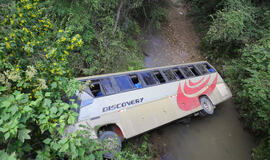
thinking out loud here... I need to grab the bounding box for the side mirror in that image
[76,91,94,107]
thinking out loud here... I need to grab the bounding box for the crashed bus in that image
[65,61,232,158]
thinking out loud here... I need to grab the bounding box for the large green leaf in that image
[18,129,31,143]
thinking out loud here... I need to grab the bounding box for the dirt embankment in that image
[143,1,203,68]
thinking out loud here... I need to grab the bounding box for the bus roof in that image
[76,61,210,81]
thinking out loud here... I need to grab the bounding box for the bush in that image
[120,134,153,159]
[185,0,223,35]
[227,40,270,134]
[252,137,270,160]
[0,0,104,159]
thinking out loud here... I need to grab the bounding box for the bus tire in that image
[99,131,122,159]
[199,96,215,115]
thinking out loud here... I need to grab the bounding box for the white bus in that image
[65,61,232,158]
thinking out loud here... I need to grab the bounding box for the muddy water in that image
[143,2,255,160]
[149,101,255,160]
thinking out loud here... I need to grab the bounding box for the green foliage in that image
[134,0,169,30]
[119,134,153,160]
[206,0,258,45]
[41,0,156,76]
[148,5,168,29]
[0,150,16,160]
[226,40,270,134]
[252,137,270,160]
[0,0,103,159]
[186,0,223,35]
[185,0,270,159]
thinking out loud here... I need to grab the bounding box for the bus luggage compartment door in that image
[119,98,175,138]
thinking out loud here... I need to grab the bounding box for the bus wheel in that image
[99,131,122,159]
[199,96,215,116]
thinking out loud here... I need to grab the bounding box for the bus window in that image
[188,65,201,76]
[172,68,185,79]
[130,74,143,89]
[180,67,194,77]
[141,72,157,86]
[100,78,116,95]
[153,71,166,84]
[196,63,209,74]
[163,69,177,81]
[84,86,93,96]
[204,63,215,73]
[90,81,103,97]
[115,76,133,91]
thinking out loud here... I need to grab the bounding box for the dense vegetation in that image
[0,0,166,159]
[185,0,270,159]
[41,0,167,76]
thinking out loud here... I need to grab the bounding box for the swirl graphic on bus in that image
[176,73,218,111]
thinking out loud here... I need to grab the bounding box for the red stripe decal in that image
[184,75,211,95]
[188,76,205,86]
[177,73,218,111]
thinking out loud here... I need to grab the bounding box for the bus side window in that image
[153,71,166,84]
[90,81,103,97]
[141,72,157,86]
[115,76,134,91]
[180,66,194,78]
[196,63,209,74]
[204,63,215,73]
[172,68,185,79]
[130,74,143,89]
[163,69,177,81]
[188,65,201,76]
[84,86,93,96]
[100,78,116,95]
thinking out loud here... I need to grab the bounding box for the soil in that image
[142,1,256,160]
[143,1,203,68]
